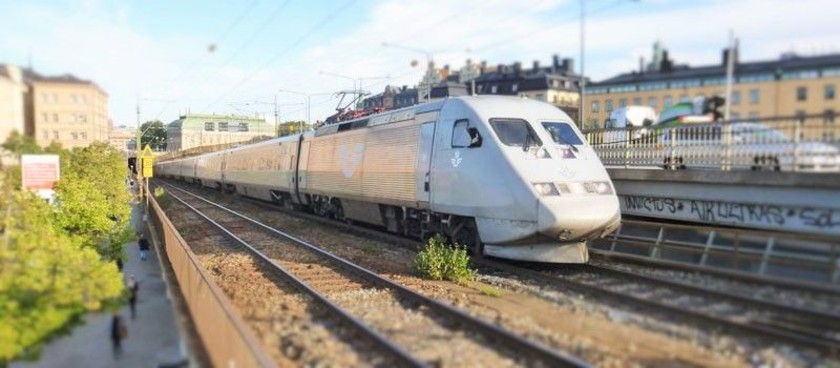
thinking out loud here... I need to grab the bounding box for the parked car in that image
[659,122,840,172]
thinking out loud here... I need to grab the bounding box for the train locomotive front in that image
[433,97,621,262]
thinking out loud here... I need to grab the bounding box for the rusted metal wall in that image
[147,193,276,368]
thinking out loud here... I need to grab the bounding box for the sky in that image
[1,0,838,127]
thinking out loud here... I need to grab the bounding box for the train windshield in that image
[490,118,542,148]
[541,122,583,146]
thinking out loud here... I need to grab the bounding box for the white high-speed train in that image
[157,96,620,262]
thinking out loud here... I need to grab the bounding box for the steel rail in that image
[163,185,425,368]
[161,182,590,368]
[475,259,840,356]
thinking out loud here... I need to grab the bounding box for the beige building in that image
[167,114,275,152]
[0,64,29,165]
[108,125,134,153]
[587,44,839,129]
[26,74,109,149]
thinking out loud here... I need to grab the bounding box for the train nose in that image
[538,196,621,241]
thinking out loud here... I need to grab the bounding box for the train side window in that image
[452,119,481,148]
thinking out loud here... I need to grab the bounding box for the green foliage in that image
[153,186,172,210]
[0,175,125,363]
[1,131,42,156]
[140,120,167,150]
[53,142,135,259]
[414,234,476,283]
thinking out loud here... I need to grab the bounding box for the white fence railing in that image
[584,115,840,172]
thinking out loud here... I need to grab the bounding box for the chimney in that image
[497,64,504,74]
[562,58,574,73]
[639,56,645,73]
[661,50,672,72]
[480,60,487,75]
[552,54,560,69]
[532,60,539,72]
[513,62,522,75]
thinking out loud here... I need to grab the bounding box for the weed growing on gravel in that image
[476,283,504,297]
[153,187,173,210]
[414,234,476,283]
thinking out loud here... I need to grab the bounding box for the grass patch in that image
[153,186,173,210]
[414,234,476,283]
[362,242,385,256]
[475,283,504,297]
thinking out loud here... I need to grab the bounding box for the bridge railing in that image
[584,114,839,172]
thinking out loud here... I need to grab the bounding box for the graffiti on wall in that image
[621,195,840,234]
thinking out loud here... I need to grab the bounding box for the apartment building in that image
[166,114,274,151]
[26,73,109,149]
[586,42,840,129]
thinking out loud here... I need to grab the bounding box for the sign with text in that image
[22,154,60,202]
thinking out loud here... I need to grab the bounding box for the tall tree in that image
[139,120,167,150]
[277,120,307,137]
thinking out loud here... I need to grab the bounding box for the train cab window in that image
[541,122,583,145]
[452,119,481,148]
[490,118,542,148]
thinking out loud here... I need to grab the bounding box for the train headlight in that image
[583,181,613,195]
[532,182,560,196]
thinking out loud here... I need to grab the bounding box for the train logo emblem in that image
[450,151,462,168]
[338,143,365,178]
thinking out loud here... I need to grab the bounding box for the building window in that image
[590,119,598,130]
[53,113,59,122]
[619,98,627,108]
[238,122,249,132]
[53,131,59,140]
[663,96,673,107]
[42,130,48,140]
[796,86,807,101]
[795,110,806,120]
[535,93,544,101]
[826,85,836,100]
[491,85,498,94]
[205,122,215,131]
[218,122,228,131]
[648,97,657,108]
[41,112,48,122]
[749,89,760,104]
[730,112,740,120]
[512,83,518,92]
[81,132,87,140]
[71,132,78,140]
[591,101,600,113]
[824,109,835,123]
[41,94,49,103]
[679,95,689,103]
[80,114,87,123]
[52,93,59,103]
[749,112,760,121]
[731,91,741,105]
[632,97,642,105]
[605,99,613,112]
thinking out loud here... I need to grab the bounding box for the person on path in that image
[127,275,139,319]
[110,312,127,357]
[138,235,150,261]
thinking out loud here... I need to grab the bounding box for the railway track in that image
[158,179,840,359]
[159,182,589,367]
[476,260,840,356]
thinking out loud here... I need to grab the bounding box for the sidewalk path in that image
[13,204,186,368]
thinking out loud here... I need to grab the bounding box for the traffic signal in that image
[703,96,726,121]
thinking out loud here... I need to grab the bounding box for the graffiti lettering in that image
[620,195,838,233]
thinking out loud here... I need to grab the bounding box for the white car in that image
[659,122,840,172]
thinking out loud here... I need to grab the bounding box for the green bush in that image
[414,234,476,283]
[153,187,172,210]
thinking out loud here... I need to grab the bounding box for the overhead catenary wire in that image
[154,0,293,121]
[203,0,359,111]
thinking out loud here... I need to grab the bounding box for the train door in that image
[293,134,311,205]
[415,121,436,204]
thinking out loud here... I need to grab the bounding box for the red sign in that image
[22,155,60,190]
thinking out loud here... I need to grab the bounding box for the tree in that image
[53,142,134,260]
[277,120,306,137]
[139,120,167,150]
[1,131,42,156]
[0,174,124,363]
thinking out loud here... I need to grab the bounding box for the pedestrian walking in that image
[110,312,127,358]
[127,275,139,319]
[138,235,150,261]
